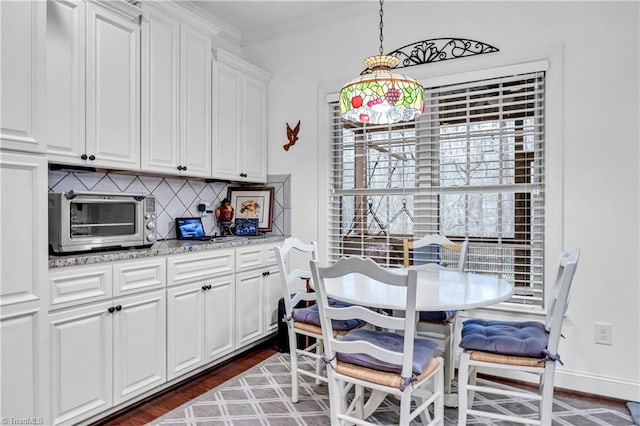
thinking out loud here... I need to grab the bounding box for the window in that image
[328,70,546,307]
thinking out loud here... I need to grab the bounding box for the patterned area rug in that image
[148,353,633,425]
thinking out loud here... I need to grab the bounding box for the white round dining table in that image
[322,267,514,312]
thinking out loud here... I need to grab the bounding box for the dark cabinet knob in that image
[202,285,207,291]
[88,155,96,161]
[115,305,122,311]
[183,166,187,171]
[81,154,88,160]
[262,271,270,277]
[108,306,115,313]
[239,173,248,178]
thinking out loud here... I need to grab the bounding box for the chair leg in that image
[433,359,444,425]
[457,352,470,426]
[288,327,300,403]
[315,338,323,385]
[540,364,556,424]
[399,392,412,426]
[327,371,343,426]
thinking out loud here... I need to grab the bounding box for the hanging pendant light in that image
[340,0,424,125]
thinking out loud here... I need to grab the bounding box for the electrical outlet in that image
[594,322,612,345]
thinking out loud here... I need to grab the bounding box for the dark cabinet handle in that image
[239,173,247,178]
[262,271,270,277]
[183,166,187,171]
[202,285,207,291]
[108,306,115,313]
[88,155,95,161]
[115,305,122,311]
[177,165,183,171]
[81,154,88,160]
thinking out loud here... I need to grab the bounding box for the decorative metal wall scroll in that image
[360,37,499,74]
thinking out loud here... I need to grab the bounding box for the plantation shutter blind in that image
[328,70,546,308]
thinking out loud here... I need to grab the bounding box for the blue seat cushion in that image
[292,299,363,331]
[336,328,437,375]
[419,310,457,322]
[459,319,549,357]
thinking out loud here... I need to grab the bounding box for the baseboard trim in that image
[473,366,640,402]
[555,369,640,402]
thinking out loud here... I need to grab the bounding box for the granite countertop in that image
[48,235,286,268]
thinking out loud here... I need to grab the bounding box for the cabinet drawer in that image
[113,258,167,296]
[167,249,234,286]
[235,243,280,272]
[235,246,264,271]
[49,264,113,310]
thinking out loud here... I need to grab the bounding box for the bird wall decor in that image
[283,120,301,151]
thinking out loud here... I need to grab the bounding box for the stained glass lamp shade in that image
[340,54,424,125]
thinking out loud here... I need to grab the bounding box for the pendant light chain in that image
[378,0,384,55]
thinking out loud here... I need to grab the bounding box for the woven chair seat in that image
[336,357,440,390]
[467,350,546,367]
[294,320,345,337]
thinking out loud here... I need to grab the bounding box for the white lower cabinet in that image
[49,290,166,425]
[46,241,281,424]
[166,274,235,380]
[235,244,281,348]
[166,250,235,380]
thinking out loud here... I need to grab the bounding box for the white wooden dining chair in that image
[310,256,444,426]
[274,237,324,403]
[457,248,581,425]
[403,234,469,395]
[275,238,364,403]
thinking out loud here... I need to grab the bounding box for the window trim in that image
[318,50,564,316]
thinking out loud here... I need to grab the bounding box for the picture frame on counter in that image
[227,186,274,232]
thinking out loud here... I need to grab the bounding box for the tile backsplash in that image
[48,169,290,240]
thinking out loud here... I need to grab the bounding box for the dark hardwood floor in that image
[92,338,628,425]
[91,339,279,426]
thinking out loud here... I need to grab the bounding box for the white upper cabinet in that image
[0,1,46,153]
[213,49,270,183]
[46,0,85,163]
[46,0,141,170]
[141,4,212,177]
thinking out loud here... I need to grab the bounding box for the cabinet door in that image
[0,1,46,153]
[180,24,211,177]
[0,153,48,307]
[112,290,166,405]
[212,61,242,180]
[242,74,268,183]
[204,275,235,361]
[50,301,113,426]
[46,0,86,165]
[141,5,180,174]
[235,270,263,347]
[85,2,140,170]
[166,282,204,380]
[1,306,48,422]
[0,153,48,422]
[264,267,281,334]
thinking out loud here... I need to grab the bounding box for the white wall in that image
[240,1,639,400]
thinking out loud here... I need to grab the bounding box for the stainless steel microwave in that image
[48,191,157,253]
